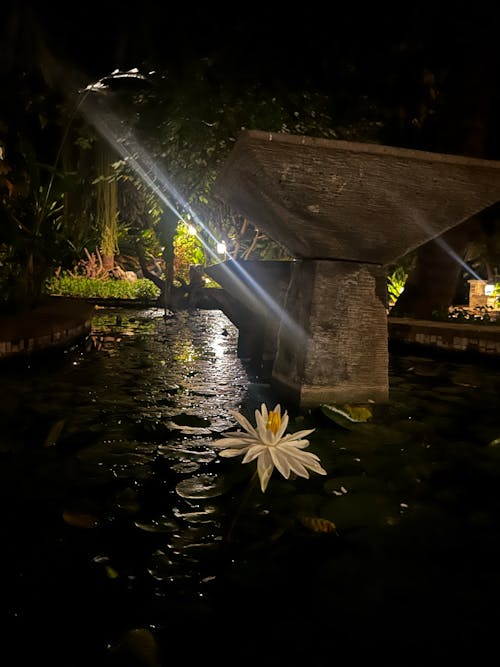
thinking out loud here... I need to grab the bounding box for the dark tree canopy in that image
[3,2,500,314]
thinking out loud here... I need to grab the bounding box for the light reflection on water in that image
[1,307,500,666]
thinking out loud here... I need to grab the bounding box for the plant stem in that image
[225,469,259,542]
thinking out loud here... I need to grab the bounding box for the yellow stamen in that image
[266,410,281,435]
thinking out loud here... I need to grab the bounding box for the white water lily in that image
[212,403,327,492]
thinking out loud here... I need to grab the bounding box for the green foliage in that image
[127,61,385,262]
[0,69,102,310]
[0,147,67,309]
[0,243,25,312]
[94,148,119,259]
[387,266,408,305]
[46,274,160,300]
[173,220,205,282]
[492,282,500,308]
[1,52,387,309]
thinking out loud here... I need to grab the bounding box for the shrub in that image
[46,274,161,300]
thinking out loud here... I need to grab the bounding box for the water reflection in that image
[1,307,500,666]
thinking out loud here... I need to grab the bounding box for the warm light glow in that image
[485,283,495,295]
[79,91,306,349]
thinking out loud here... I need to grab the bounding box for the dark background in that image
[7,3,500,97]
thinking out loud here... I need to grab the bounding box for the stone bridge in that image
[208,130,500,408]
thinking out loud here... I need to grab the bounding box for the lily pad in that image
[169,413,211,428]
[134,515,180,533]
[172,505,220,524]
[171,461,200,474]
[157,443,216,463]
[175,473,228,499]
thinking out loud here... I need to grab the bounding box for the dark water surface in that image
[1,307,500,666]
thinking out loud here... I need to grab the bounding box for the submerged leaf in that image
[62,511,100,528]
[107,628,161,667]
[43,418,65,447]
[298,513,336,533]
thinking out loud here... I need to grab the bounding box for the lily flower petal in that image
[230,410,259,437]
[241,444,266,464]
[257,449,274,492]
[212,403,326,492]
[219,448,252,458]
[211,436,254,449]
[283,448,327,475]
[279,428,316,443]
[269,447,292,479]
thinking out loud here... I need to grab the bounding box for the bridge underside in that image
[213,131,500,407]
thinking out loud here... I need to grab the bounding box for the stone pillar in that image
[204,260,292,368]
[272,260,389,407]
[467,279,488,308]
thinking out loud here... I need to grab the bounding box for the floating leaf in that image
[158,443,216,463]
[344,405,373,422]
[298,513,336,533]
[175,474,228,499]
[169,413,211,427]
[134,516,179,533]
[488,437,500,448]
[43,418,65,447]
[105,565,119,579]
[321,403,372,429]
[62,511,100,528]
[172,505,219,524]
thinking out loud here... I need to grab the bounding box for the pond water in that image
[1,307,500,666]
